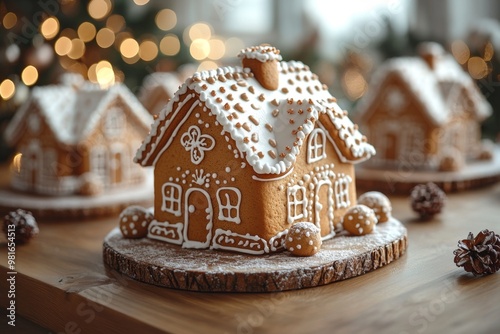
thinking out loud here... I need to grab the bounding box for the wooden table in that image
[1,178,500,333]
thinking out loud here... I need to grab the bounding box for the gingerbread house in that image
[356,42,492,171]
[138,72,182,116]
[134,46,375,255]
[4,78,153,196]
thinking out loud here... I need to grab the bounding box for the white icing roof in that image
[357,49,492,125]
[136,60,375,175]
[5,83,152,146]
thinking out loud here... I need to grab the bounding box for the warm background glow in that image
[0,79,16,100]
[21,66,38,86]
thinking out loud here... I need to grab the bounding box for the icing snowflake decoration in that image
[180,125,215,165]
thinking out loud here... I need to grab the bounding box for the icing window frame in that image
[91,146,108,183]
[104,107,126,138]
[287,185,308,224]
[307,128,327,164]
[335,175,352,209]
[216,187,242,224]
[162,182,182,217]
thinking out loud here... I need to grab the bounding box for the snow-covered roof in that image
[5,83,153,146]
[135,54,375,175]
[357,44,492,125]
[138,72,182,102]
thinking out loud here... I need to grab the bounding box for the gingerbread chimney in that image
[418,42,444,70]
[238,45,282,90]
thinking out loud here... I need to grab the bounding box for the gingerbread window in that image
[162,182,182,216]
[287,185,308,224]
[307,128,327,164]
[335,175,352,209]
[104,107,125,138]
[91,147,108,182]
[216,187,242,224]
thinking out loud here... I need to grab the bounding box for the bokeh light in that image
[88,0,112,20]
[96,27,115,48]
[208,38,225,60]
[484,42,494,62]
[139,40,159,61]
[0,79,16,100]
[120,38,140,58]
[190,39,210,60]
[114,32,133,49]
[3,12,17,29]
[451,40,470,65]
[155,9,177,31]
[97,66,115,88]
[188,23,212,42]
[55,36,72,56]
[133,0,150,5]
[96,60,113,73]
[40,17,60,40]
[342,68,367,100]
[160,34,180,56]
[21,66,39,86]
[67,38,86,59]
[11,153,22,174]
[467,57,488,79]
[88,63,98,83]
[106,14,125,33]
[78,22,97,42]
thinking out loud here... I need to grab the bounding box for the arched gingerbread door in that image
[183,188,213,249]
[315,180,334,238]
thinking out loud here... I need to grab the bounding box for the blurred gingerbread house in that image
[357,42,492,171]
[4,77,153,196]
[138,72,182,116]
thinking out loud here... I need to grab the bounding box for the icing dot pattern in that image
[119,205,154,239]
[135,47,375,174]
[357,191,392,223]
[342,204,378,236]
[285,222,322,257]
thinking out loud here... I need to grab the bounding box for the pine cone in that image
[3,209,39,244]
[410,182,446,220]
[453,229,500,276]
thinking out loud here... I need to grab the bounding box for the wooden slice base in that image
[103,218,407,293]
[356,146,500,194]
[0,173,153,220]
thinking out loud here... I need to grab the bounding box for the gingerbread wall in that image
[152,93,359,252]
[81,97,147,187]
[153,99,269,243]
[360,74,437,169]
[11,103,75,194]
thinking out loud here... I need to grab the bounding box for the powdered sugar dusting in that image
[103,218,407,291]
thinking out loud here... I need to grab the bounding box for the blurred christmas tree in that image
[0,0,190,161]
[463,20,500,141]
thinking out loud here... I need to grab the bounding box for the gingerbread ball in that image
[3,209,39,244]
[285,222,322,257]
[357,191,392,223]
[342,205,378,236]
[119,206,154,239]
